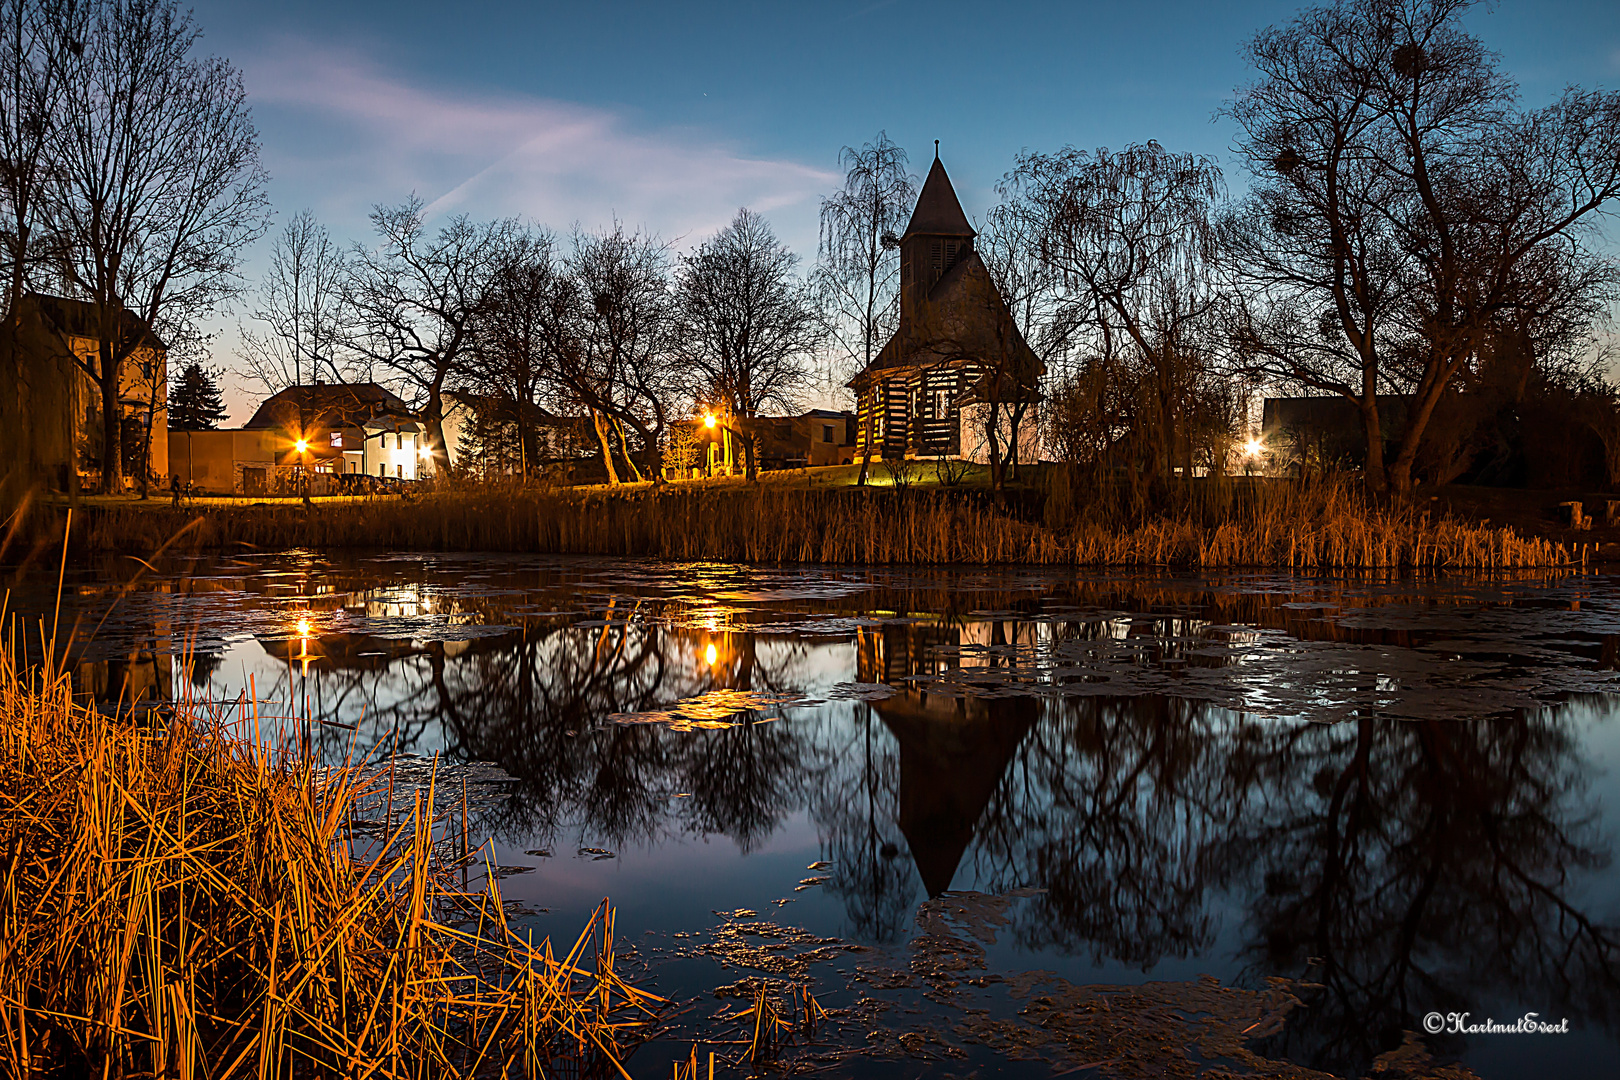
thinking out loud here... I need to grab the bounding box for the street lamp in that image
[703,413,717,429]
[295,438,309,454]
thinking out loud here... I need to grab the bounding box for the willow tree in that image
[816,132,915,485]
[1006,142,1226,488]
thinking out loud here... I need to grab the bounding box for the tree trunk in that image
[856,382,876,486]
[743,430,759,483]
[98,363,123,494]
[1359,397,1386,494]
[984,403,1006,492]
[138,394,155,499]
[1387,361,1459,498]
[614,419,644,483]
[591,410,620,485]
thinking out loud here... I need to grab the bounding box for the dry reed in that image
[0,605,660,1078]
[5,474,1579,569]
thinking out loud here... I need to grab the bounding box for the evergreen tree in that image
[168,363,229,429]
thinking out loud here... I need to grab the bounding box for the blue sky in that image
[185,0,1620,404]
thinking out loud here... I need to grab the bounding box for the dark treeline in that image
[5,0,1620,500]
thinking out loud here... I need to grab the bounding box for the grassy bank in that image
[0,617,657,1077]
[4,473,1582,569]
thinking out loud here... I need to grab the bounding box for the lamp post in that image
[294,437,312,505]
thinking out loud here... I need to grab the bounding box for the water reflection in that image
[15,558,1620,1076]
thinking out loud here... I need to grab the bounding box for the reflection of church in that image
[856,622,1037,895]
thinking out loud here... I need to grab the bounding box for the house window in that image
[395,464,403,478]
[330,432,343,448]
[822,425,833,444]
[378,463,385,477]
[396,433,403,450]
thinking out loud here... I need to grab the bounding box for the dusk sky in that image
[187,0,1620,406]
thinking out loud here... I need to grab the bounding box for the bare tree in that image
[344,197,512,473]
[239,209,347,392]
[555,222,676,485]
[0,0,77,497]
[1006,142,1225,487]
[41,0,268,493]
[977,199,1080,481]
[0,0,74,326]
[466,227,565,478]
[817,132,915,485]
[674,207,821,481]
[1224,0,1620,494]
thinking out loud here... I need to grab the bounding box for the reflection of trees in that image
[979,696,1237,968]
[416,622,828,855]
[1226,708,1620,1074]
[805,705,916,942]
[144,590,1619,1076]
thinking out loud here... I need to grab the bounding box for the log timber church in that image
[848,151,1043,464]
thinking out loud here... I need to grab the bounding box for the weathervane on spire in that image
[935,139,940,160]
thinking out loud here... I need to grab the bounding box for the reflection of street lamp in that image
[294,616,315,675]
[705,642,719,666]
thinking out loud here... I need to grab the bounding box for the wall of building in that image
[1,301,167,493]
[167,429,277,494]
[363,428,421,480]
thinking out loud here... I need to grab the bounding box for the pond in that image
[8,552,1620,1078]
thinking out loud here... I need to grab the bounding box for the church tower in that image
[898,147,976,329]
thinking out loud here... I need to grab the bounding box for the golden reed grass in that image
[4,474,1578,569]
[0,604,660,1077]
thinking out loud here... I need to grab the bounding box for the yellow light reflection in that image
[294,616,316,675]
[705,643,718,666]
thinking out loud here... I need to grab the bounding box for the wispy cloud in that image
[241,37,837,252]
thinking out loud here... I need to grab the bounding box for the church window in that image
[930,240,942,275]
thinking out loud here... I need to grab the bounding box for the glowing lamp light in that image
[418,444,431,458]
[1244,438,1263,458]
[705,643,718,666]
[703,413,717,429]
[294,439,309,454]
[296,617,311,637]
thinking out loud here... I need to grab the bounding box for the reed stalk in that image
[5,475,1578,570]
[0,608,659,1078]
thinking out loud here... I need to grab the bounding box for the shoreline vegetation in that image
[0,619,658,1077]
[1,470,1586,570]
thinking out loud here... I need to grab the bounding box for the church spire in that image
[902,154,975,241]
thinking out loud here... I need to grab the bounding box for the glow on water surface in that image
[11,551,1620,1079]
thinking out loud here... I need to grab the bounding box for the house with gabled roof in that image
[848,152,1043,464]
[243,382,425,483]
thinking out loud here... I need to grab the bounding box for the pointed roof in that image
[902,154,975,240]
